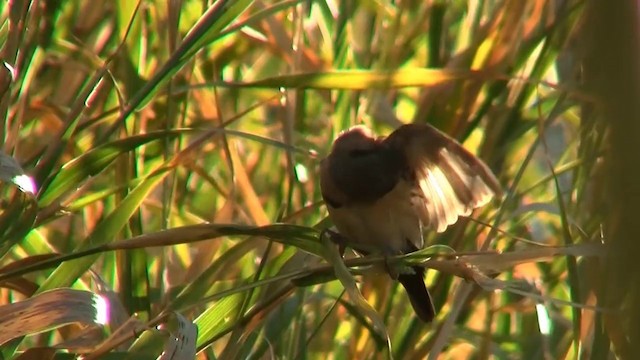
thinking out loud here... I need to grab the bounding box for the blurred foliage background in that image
[0,0,637,358]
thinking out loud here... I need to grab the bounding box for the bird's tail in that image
[398,266,435,323]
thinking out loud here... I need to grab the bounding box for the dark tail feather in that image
[398,266,435,322]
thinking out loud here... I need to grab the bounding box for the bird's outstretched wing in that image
[384,123,502,233]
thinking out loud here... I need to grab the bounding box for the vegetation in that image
[0,0,637,358]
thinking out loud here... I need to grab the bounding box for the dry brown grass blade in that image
[0,288,105,346]
[229,140,270,226]
[82,316,146,359]
[460,242,604,274]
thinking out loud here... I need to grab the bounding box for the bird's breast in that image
[326,180,424,254]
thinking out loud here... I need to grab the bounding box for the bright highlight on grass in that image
[536,303,552,336]
[93,294,109,326]
[295,163,308,183]
[13,174,37,195]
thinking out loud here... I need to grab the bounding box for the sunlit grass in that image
[0,0,629,358]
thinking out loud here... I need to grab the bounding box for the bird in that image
[319,123,502,323]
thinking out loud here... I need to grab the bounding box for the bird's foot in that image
[320,228,348,257]
[383,254,416,280]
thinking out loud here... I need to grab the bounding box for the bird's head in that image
[330,125,379,157]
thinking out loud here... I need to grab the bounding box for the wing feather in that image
[385,123,501,233]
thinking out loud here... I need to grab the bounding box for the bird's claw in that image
[384,254,415,280]
[320,228,348,257]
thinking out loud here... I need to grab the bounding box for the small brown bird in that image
[319,123,501,322]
